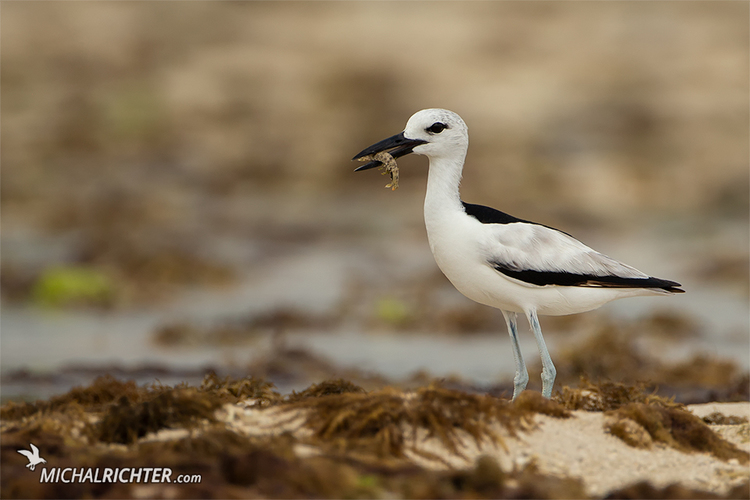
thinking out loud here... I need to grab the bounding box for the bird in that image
[353,108,684,400]
[17,443,46,471]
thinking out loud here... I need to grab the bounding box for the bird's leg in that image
[526,309,556,398]
[502,310,528,400]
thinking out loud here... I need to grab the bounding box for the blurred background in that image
[2,2,748,402]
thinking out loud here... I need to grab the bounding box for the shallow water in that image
[2,217,747,401]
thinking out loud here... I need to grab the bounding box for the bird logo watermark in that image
[17,443,47,471]
[16,443,202,484]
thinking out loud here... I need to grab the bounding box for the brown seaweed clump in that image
[1,373,277,421]
[97,372,280,444]
[198,371,280,406]
[554,378,682,412]
[285,378,367,402]
[407,455,587,499]
[552,378,750,465]
[291,383,569,462]
[604,479,750,499]
[605,403,749,464]
[97,388,219,444]
[1,375,143,421]
[702,412,749,426]
[1,372,279,446]
[513,390,572,418]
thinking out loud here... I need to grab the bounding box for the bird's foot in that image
[511,370,529,400]
[540,366,557,399]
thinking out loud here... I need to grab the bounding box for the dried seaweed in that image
[606,403,749,463]
[605,480,749,499]
[291,383,547,460]
[554,378,682,412]
[285,378,367,402]
[1,375,142,421]
[513,390,572,418]
[199,372,280,405]
[702,412,749,426]
[98,388,220,444]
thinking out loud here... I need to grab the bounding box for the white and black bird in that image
[353,108,684,400]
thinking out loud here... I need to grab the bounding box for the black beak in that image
[352,132,428,171]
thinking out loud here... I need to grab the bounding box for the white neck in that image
[423,154,466,228]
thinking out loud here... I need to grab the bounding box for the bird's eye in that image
[426,122,448,134]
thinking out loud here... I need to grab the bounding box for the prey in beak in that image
[352,132,427,171]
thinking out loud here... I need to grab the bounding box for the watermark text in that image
[39,467,201,484]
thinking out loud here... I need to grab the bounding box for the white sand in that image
[218,400,750,497]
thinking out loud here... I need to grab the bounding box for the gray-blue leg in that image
[526,309,556,398]
[502,310,528,400]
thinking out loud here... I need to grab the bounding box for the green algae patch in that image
[31,266,115,308]
[606,403,749,464]
[374,296,413,327]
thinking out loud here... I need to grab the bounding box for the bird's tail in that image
[645,277,684,294]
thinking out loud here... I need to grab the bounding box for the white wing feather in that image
[482,223,648,279]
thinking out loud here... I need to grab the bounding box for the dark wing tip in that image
[492,263,686,293]
[647,277,684,293]
[583,276,685,292]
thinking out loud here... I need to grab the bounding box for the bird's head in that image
[353,108,469,171]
